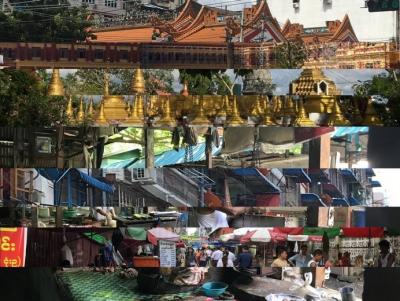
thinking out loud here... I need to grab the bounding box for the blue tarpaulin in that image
[348,196,362,206]
[283,169,311,183]
[300,193,327,207]
[340,169,359,183]
[332,198,350,207]
[332,127,369,138]
[129,142,222,168]
[37,168,114,193]
[370,180,382,188]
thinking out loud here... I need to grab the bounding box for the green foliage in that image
[352,71,400,125]
[274,41,307,69]
[0,2,93,42]
[61,69,174,95]
[0,69,66,126]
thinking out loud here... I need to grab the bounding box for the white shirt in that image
[228,251,236,262]
[197,210,228,231]
[206,249,212,257]
[211,250,223,261]
[95,207,113,221]
[61,244,73,265]
[217,259,234,267]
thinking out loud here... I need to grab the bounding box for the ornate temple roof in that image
[282,14,358,44]
[92,0,286,43]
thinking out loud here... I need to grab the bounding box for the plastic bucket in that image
[201,282,228,297]
[340,287,356,301]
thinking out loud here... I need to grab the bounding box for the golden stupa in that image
[191,96,210,125]
[76,97,85,123]
[158,97,176,126]
[95,71,129,124]
[327,100,350,126]
[363,98,383,125]
[227,96,246,126]
[261,96,276,126]
[181,81,189,96]
[48,69,65,96]
[293,98,315,127]
[65,96,74,121]
[131,68,146,94]
[290,69,340,113]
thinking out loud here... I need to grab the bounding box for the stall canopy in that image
[283,169,311,183]
[147,228,180,245]
[307,169,330,183]
[222,227,335,243]
[370,180,382,188]
[126,227,147,241]
[348,196,362,206]
[331,198,350,207]
[37,168,115,193]
[342,227,384,238]
[300,193,327,207]
[303,227,341,238]
[340,169,359,183]
[365,168,376,177]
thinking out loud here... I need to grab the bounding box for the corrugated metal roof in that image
[129,142,222,168]
[332,127,369,138]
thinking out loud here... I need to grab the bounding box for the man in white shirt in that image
[211,247,224,267]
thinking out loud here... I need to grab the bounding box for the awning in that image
[307,169,330,183]
[340,169,359,183]
[331,198,350,207]
[300,193,327,207]
[283,169,311,183]
[75,169,115,193]
[331,127,369,138]
[348,196,362,206]
[322,183,343,198]
[36,168,114,193]
[341,227,384,238]
[370,180,382,188]
[365,168,376,177]
[130,142,222,168]
[147,228,180,245]
[126,227,147,241]
[230,168,281,194]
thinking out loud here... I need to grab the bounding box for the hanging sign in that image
[0,227,28,267]
[159,239,176,267]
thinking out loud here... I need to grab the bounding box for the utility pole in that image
[240,8,244,43]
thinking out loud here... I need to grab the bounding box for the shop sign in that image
[0,227,28,267]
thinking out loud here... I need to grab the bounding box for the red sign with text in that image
[0,228,27,267]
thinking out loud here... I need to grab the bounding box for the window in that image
[105,0,116,7]
[94,49,104,60]
[58,48,68,59]
[77,48,86,59]
[31,47,41,58]
[82,0,95,3]
[119,50,128,60]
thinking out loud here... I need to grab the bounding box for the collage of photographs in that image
[1,0,400,300]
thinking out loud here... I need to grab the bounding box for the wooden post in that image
[205,127,213,169]
[144,127,154,168]
[56,126,64,168]
[308,134,331,168]
[56,206,63,228]
[31,206,39,228]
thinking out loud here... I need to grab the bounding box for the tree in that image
[0,69,66,126]
[59,69,174,95]
[179,69,251,95]
[0,1,94,42]
[274,40,307,69]
[352,70,400,125]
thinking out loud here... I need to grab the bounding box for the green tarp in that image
[83,233,108,245]
[126,227,147,241]
[303,227,341,238]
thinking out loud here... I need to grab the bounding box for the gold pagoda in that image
[48,69,65,96]
[290,69,340,114]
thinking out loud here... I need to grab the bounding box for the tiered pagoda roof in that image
[93,0,285,43]
[282,14,358,44]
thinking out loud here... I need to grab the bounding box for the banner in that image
[0,227,28,268]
